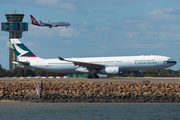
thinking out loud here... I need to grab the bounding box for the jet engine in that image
[100,67,119,75]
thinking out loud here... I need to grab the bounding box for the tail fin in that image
[30,15,40,26]
[10,39,41,60]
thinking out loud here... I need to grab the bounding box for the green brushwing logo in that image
[12,43,36,57]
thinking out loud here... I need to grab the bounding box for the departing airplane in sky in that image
[10,39,177,78]
[30,15,71,28]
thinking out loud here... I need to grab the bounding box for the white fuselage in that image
[25,55,176,73]
[40,22,70,27]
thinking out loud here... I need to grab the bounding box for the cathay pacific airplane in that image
[30,15,71,28]
[10,39,177,78]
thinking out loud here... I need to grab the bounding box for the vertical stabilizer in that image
[10,38,41,60]
[30,15,40,26]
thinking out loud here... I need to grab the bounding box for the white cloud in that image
[125,8,180,24]
[27,25,79,38]
[81,21,90,27]
[125,31,140,38]
[59,27,79,37]
[160,25,180,30]
[34,0,153,6]
[147,8,174,15]
[79,0,154,6]
[140,31,180,40]
[35,0,76,11]
[56,3,76,11]
[158,32,180,40]
[35,0,60,5]
[19,0,155,12]
[122,8,180,41]
[146,8,180,21]
[28,26,54,37]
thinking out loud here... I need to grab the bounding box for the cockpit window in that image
[168,59,173,61]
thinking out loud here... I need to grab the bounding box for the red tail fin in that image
[30,15,40,26]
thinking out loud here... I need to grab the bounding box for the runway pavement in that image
[0,77,180,82]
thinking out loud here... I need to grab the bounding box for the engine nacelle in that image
[100,67,119,75]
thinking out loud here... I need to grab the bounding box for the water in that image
[0,103,180,120]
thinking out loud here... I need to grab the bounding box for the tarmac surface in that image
[0,77,180,82]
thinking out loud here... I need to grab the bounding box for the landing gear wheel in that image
[159,70,161,77]
[87,74,93,78]
[94,74,99,79]
[87,74,99,79]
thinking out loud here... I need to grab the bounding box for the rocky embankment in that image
[0,81,180,102]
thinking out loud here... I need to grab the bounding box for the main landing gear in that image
[159,70,161,77]
[87,73,99,79]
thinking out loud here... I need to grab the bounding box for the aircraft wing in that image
[43,23,52,26]
[58,56,105,70]
[12,60,30,66]
[44,23,58,27]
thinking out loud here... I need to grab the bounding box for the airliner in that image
[10,39,177,78]
[30,15,71,28]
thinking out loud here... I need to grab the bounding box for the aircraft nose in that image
[164,60,177,64]
[172,60,177,64]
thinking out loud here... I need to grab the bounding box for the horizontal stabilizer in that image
[12,60,30,66]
